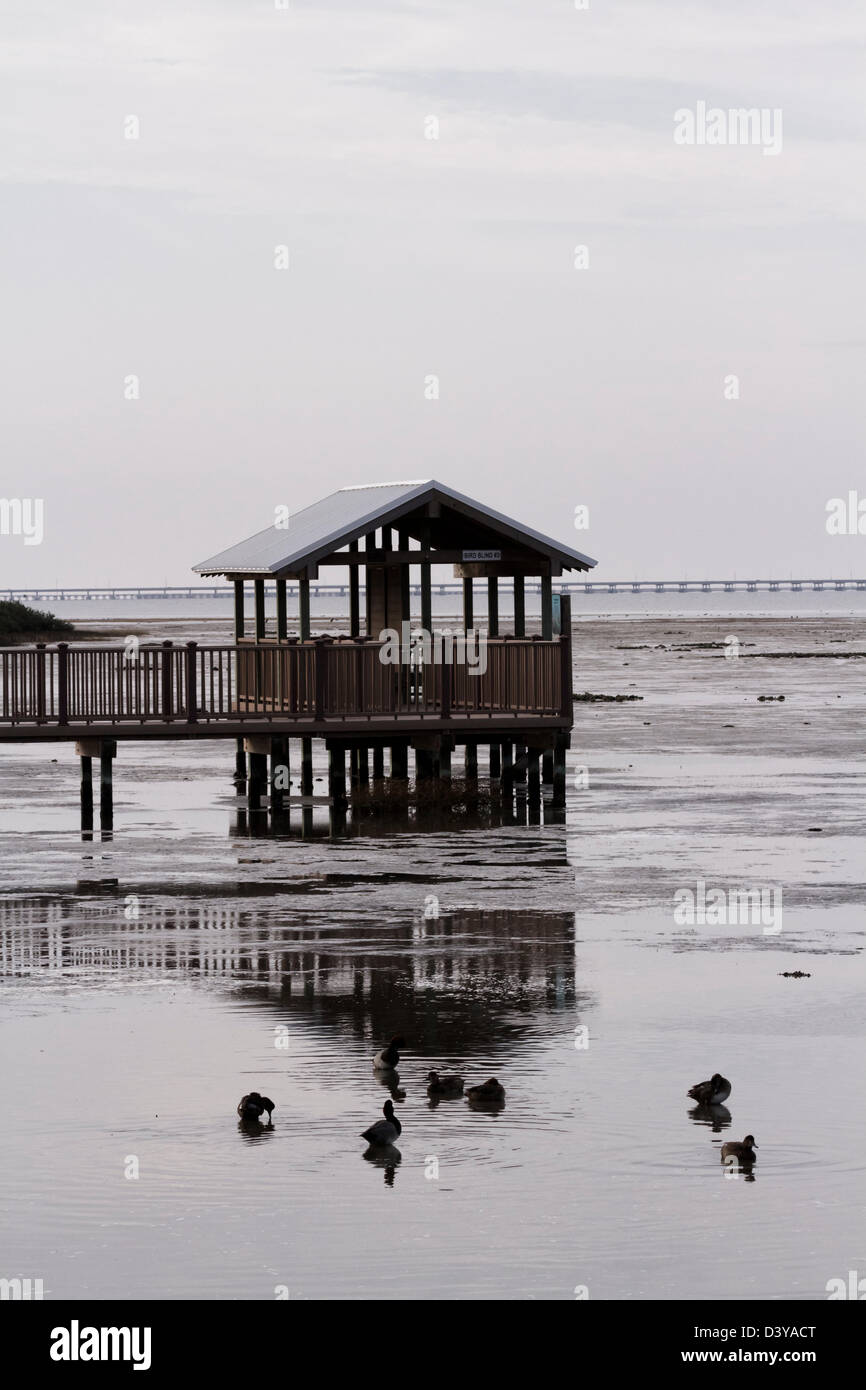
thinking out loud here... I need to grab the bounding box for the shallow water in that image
[0,614,864,1300]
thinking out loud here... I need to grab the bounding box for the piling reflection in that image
[0,895,588,1064]
[229,777,566,840]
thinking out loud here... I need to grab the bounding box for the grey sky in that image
[1,0,864,584]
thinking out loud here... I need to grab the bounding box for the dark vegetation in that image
[0,600,74,639]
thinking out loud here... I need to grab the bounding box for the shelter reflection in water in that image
[0,895,588,1062]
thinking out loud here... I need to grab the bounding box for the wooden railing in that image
[0,634,571,729]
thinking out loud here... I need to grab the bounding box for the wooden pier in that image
[0,480,594,832]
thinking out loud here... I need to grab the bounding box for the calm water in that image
[0,612,864,1300]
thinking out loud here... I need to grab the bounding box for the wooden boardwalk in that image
[0,635,572,742]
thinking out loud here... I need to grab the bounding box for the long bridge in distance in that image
[3,578,865,602]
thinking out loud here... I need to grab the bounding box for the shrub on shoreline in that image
[0,600,74,638]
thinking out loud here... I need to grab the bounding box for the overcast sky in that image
[1,0,864,585]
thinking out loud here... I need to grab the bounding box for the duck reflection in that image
[236,1118,275,1141]
[376,1072,406,1101]
[688,1102,732,1133]
[362,1146,402,1186]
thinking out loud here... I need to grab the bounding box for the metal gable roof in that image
[192,480,597,576]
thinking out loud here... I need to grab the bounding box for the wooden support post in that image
[80,755,93,835]
[349,747,360,790]
[528,747,541,799]
[391,741,408,780]
[248,752,268,809]
[276,580,288,641]
[372,744,385,780]
[328,745,347,806]
[299,577,311,640]
[235,743,247,784]
[501,742,513,781]
[541,573,553,641]
[358,747,370,788]
[233,579,245,641]
[415,748,434,780]
[462,577,473,632]
[488,576,499,636]
[513,575,525,636]
[542,749,553,785]
[185,641,198,722]
[528,749,542,824]
[254,578,266,641]
[421,560,432,632]
[465,740,478,780]
[270,736,289,812]
[439,740,452,780]
[364,531,376,635]
[57,643,68,725]
[161,640,173,721]
[552,732,567,807]
[501,742,515,823]
[301,737,313,796]
[98,740,116,832]
[489,743,501,778]
[399,530,411,624]
[513,743,527,782]
[349,541,360,637]
[560,593,573,715]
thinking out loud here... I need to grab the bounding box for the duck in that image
[687,1073,731,1105]
[360,1100,402,1146]
[373,1035,405,1072]
[237,1092,275,1123]
[426,1070,464,1097]
[720,1135,758,1163]
[466,1078,505,1104]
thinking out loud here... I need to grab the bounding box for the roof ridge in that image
[339,480,430,491]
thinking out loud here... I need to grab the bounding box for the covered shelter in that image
[193,479,596,643]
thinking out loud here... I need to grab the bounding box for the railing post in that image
[36,643,46,724]
[57,643,68,725]
[441,661,451,719]
[186,641,198,723]
[161,641,173,721]
[315,642,326,721]
[559,594,572,718]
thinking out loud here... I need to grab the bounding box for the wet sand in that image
[0,613,863,1299]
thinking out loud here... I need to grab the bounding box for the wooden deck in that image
[0,636,573,742]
